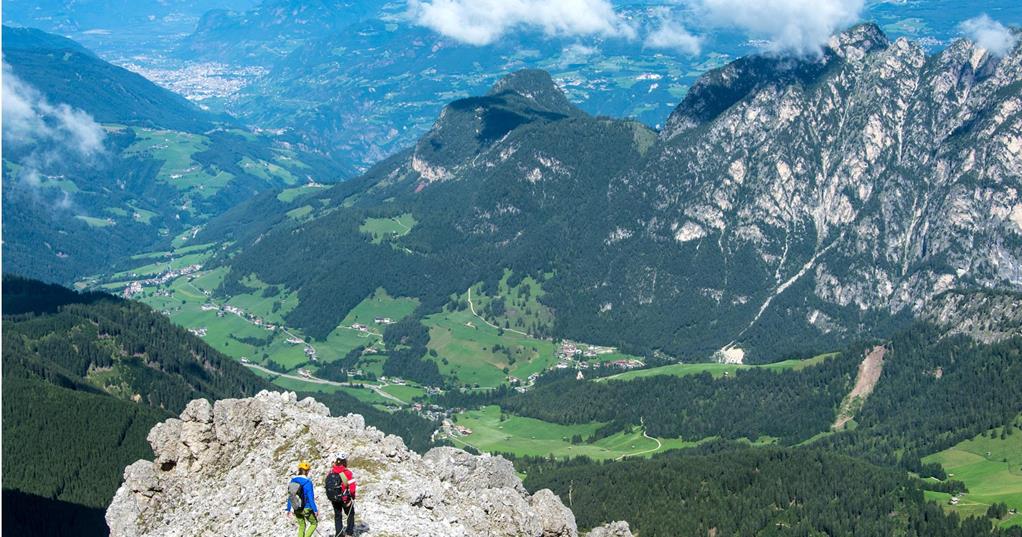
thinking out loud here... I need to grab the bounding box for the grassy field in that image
[277,183,327,203]
[603,352,839,382]
[359,213,416,244]
[249,369,398,409]
[381,384,427,404]
[286,205,314,220]
[467,270,554,335]
[75,215,115,228]
[123,129,234,200]
[923,421,1022,528]
[319,288,419,362]
[239,156,298,185]
[450,406,700,460]
[423,307,557,388]
[117,238,420,373]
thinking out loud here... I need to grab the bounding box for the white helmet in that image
[335,452,348,462]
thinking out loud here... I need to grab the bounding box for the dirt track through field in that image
[833,345,886,430]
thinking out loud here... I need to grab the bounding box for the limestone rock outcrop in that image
[107,391,579,537]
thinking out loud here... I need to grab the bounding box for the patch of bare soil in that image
[833,345,886,430]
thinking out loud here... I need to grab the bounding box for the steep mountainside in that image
[1,277,266,536]
[919,289,1022,343]
[614,24,1022,357]
[2,27,346,283]
[3,26,220,131]
[204,25,1022,364]
[520,443,1022,537]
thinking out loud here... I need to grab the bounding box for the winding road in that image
[615,418,664,460]
[243,363,405,405]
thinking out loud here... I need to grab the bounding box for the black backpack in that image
[325,472,343,503]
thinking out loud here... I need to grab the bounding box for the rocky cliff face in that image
[606,23,1022,355]
[107,391,596,537]
[919,290,1022,343]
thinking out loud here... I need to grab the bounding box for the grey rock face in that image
[585,521,635,537]
[107,391,577,537]
[918,290,1022,343]
[607,23,1022,355]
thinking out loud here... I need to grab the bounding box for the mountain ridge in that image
[200,23,1022,365]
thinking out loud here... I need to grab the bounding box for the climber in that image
[286,460,319,537]
[324,452,358,536]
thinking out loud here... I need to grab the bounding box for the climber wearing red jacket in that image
[324,452,357,536]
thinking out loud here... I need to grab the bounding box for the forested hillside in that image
[500,348,860,443]
[519,445,1022,537]
[484,324,1022,471]
[0,277,438,536]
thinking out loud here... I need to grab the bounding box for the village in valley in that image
[87,243,675,459]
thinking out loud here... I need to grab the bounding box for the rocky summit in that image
[106,391,605,537]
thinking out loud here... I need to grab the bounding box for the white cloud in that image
[645,12,702,55]
[3,61,106,157]
[407,0,636,46]
[960,14,1018,57]
[558,43,600,67]
[690,0,864,56]
[3,61,105,207]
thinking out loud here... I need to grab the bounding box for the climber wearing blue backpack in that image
[286,460,319,537]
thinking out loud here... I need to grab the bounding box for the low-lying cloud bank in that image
[2,61,106,206]
[691,0,864,56]
[3,61,106,158]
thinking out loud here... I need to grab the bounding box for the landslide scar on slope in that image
[833,345,886,430]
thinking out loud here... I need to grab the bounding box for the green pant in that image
[295,508,318,537]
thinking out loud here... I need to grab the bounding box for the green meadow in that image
[923,421,1022,528]
[603,352,838,382]
[450,406,701,460]
[423,307,557,389]
[359,213,416,243]
[319,288,419,362]
[277,183,327,203]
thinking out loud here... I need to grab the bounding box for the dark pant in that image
[331,500,354,536]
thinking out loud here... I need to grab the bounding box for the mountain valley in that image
[2,3,1022,536]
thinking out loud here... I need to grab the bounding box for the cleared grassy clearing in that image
[75,215,115,228]
[110,251,210,279]
[239,156,299,185]
[423,307,557,389]
[318,289,419,363]
[923,421,1022,528]
[123,129,232,199]
[359,213,416,244]
[603,352,838,382]
[286,205,314,219]
[451,406,699,460]
[277,183,327,203]
[381,384,426,404]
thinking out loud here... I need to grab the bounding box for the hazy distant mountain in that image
[2,27,346,283]
[176,0,387,64]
